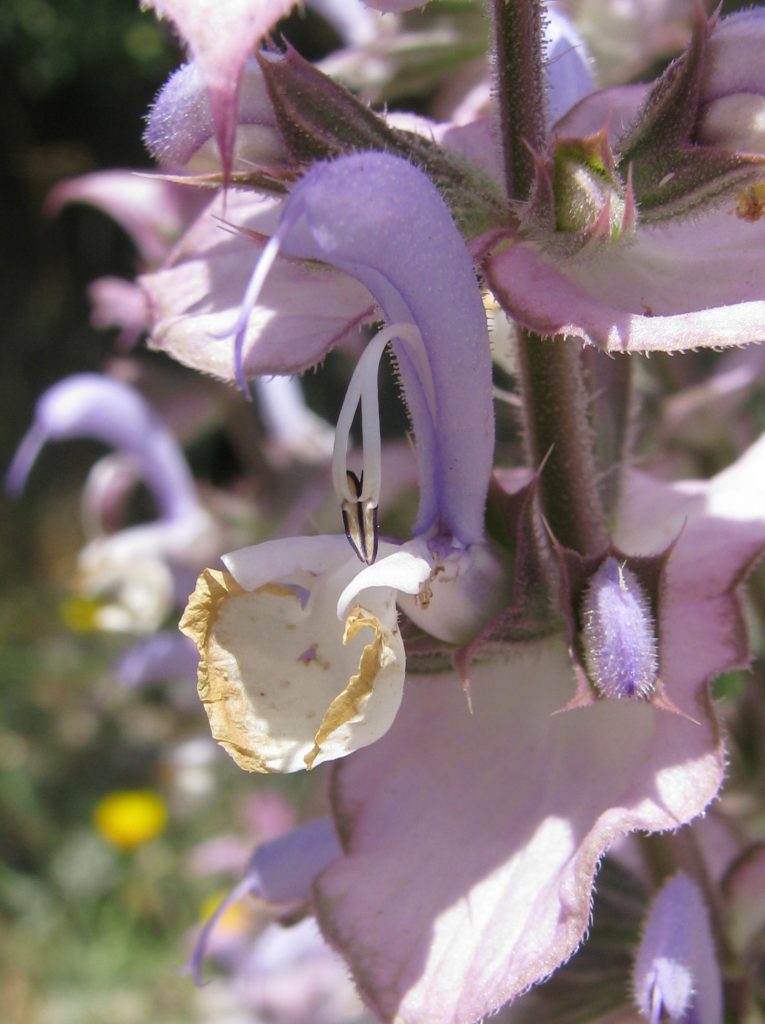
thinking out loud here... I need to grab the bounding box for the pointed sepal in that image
[617,9,765,222]
[257,44,505,238]
[625,143,765,224]
[620,8,712,162]
[257,44,401,165]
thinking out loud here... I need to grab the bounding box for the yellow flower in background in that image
[93,789,168,849]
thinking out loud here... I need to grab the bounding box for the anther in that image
[341,470,379,565]
[332,322,427,564]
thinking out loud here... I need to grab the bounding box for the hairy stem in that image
[516,331,607,553]
[489,0,547,203]
[490,0,608,553]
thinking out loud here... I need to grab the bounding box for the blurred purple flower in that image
[7,373,219,631]
[189,819,341,985]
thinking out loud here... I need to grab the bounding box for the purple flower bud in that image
[581,556,658,700]
[144,58,283,171]
[634,873,722,1024]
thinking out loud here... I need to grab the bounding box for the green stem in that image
[516,331,607,553]
[489,0,547,203]
[489,0,608,553]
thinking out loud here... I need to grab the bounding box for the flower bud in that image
[145,58,286,172]
[581,556,658,700]
[633,873,722,1023]
[552,135,631,239]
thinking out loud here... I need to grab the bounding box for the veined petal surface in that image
[316,640,722,1024]
[314,435,765,1022]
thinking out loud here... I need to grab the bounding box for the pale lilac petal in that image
[140,191,375,379]
[254,376,335,464]
[143,0,296,180]
[616,432,765,599]
[275,153,494,545]
[553,83,648,142]
[699,91,765,155]
[570,0,696,86]
[432,118,505,186]
[610,437,765,729]
[189,874,256,985]
[310,0,378,45]
[700,10,765,103]
[81,452,140,535]
[248,819,342,904]
[187,835,251,876]
[87,277,149,347]
[633,873,722,1024]
[698,10,765,154]
[6,374,198,520]
[5,422,46,497]
[145,58,285,171]
[237,916,372,1024]
[487,212,765,352]
[316,640,722,1024]
[47,171,203,265]
[662,346,765,446]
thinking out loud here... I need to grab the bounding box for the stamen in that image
[332,322,427,564]
[341,470,379,564]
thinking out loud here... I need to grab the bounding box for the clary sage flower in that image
[180,152,505,772]
[310,435,765,1023]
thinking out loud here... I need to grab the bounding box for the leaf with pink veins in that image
[486,203,765,352]
[313,433,765,1024]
